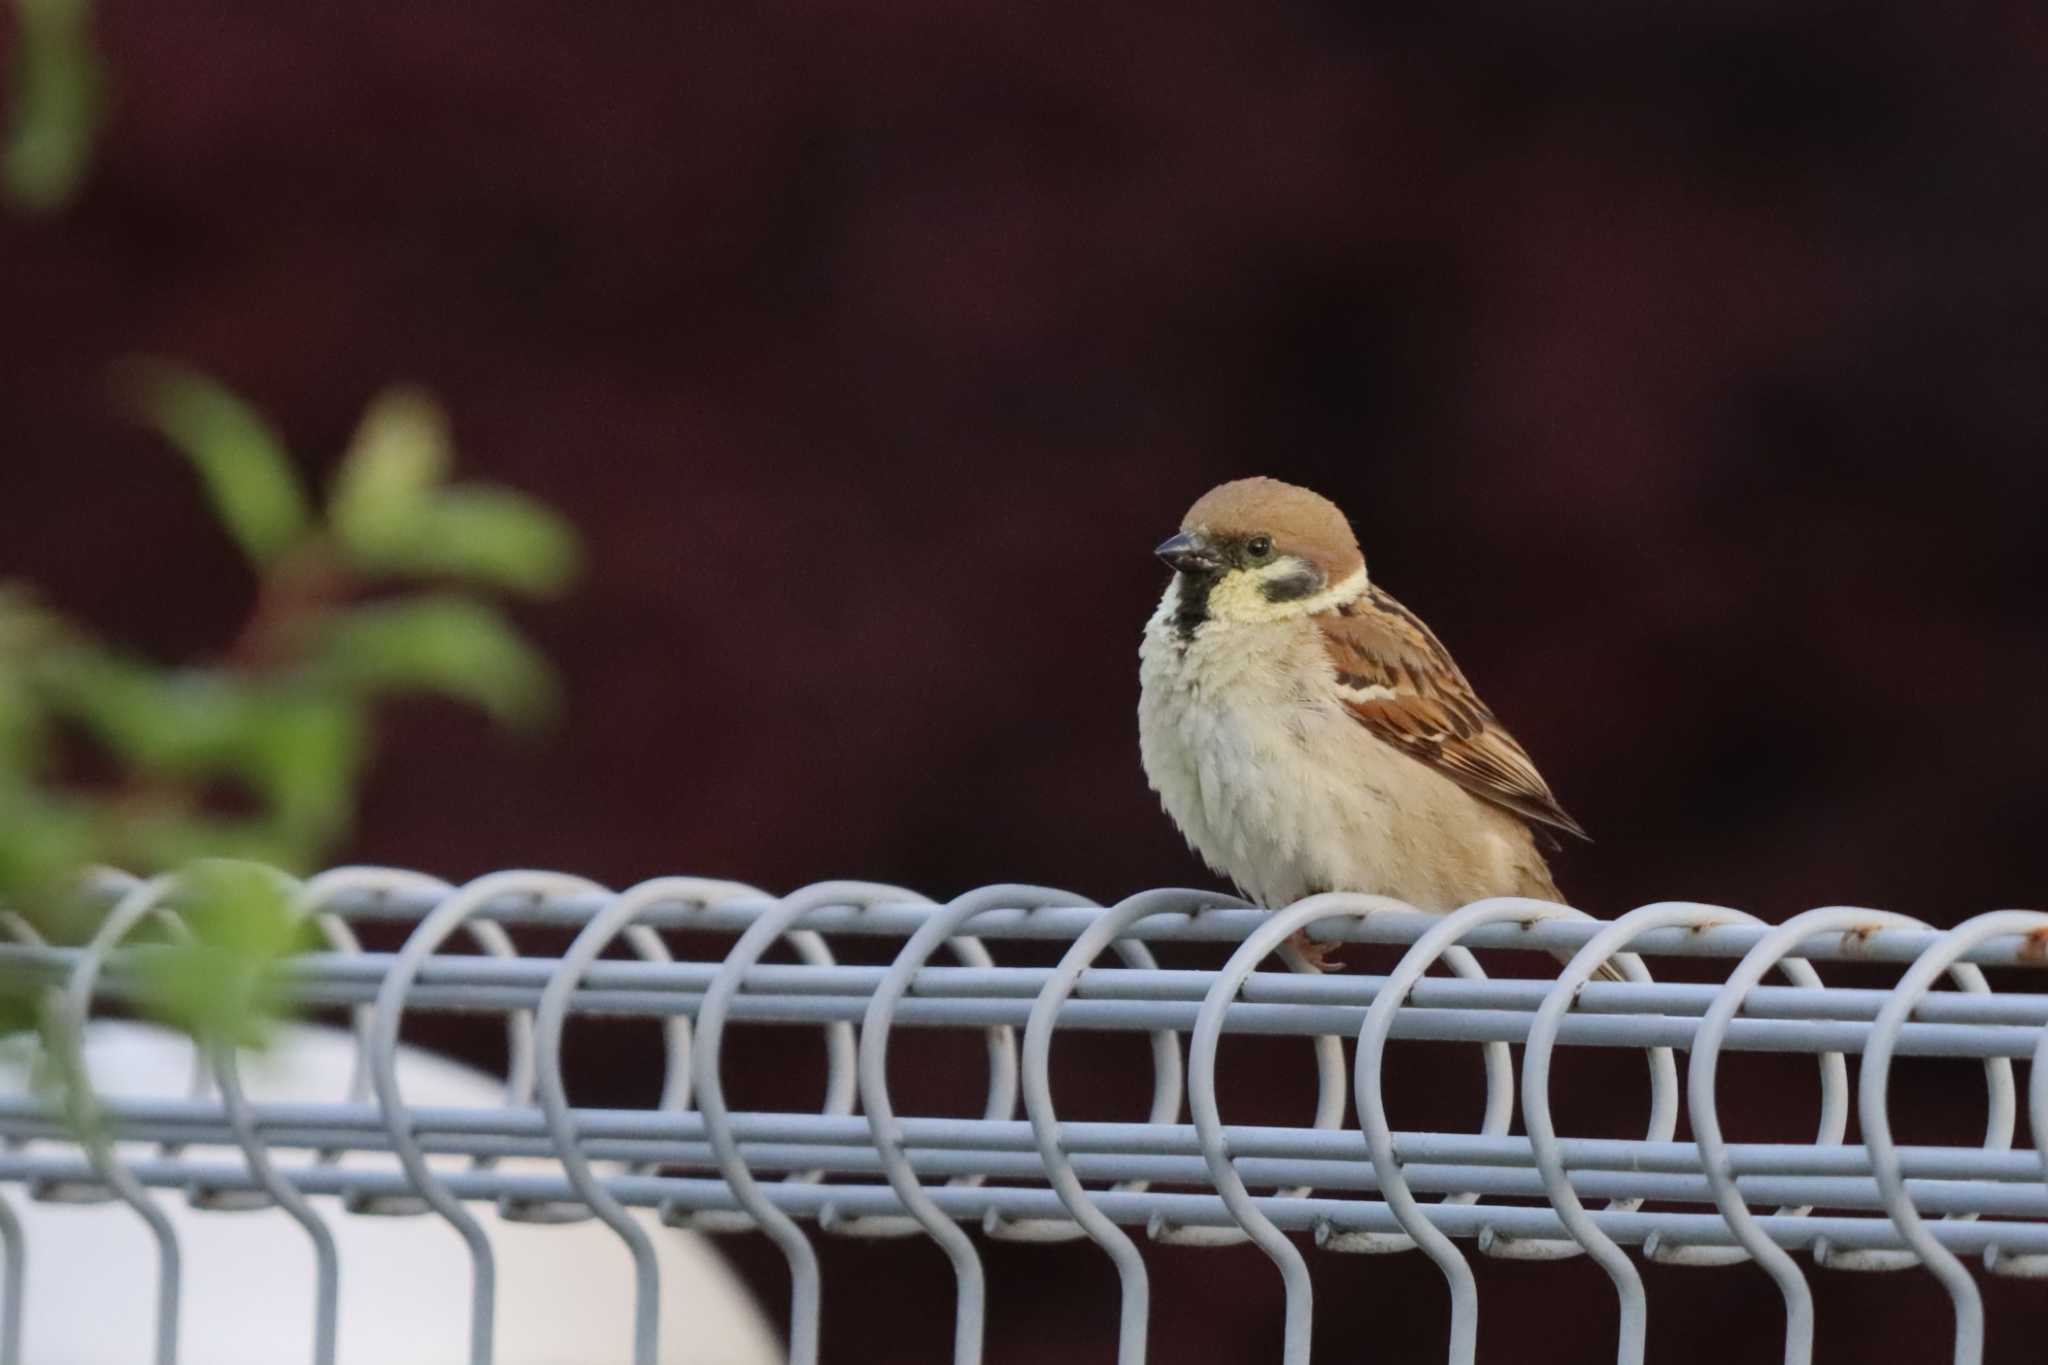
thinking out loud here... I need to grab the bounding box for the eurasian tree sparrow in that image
[1138,476,1597,972]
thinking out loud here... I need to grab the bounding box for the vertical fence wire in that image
[695,883,920,1365]
[531,877,763,1365]
[53,874,189,1365]
[0,909,45,1365]
[1353,899,1562,1365]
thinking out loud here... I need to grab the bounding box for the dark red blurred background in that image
[6,5,2048,1362]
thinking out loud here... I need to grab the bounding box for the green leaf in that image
[0,671,45,773]
[32,651,365,866]
[38,649,248,773]
[100,811,306,878]
[130,861,304,1046]
[0,585,64,770]
[344,486,581,597]
[230,692,364,853]
[170,860,305,957]
[126,363,310,567]
[326,387,578,596]
[308,594,558,727]
[0,782,97,910]
[2,0,106,214]
[0,987,38,1039]
[414,487,580,595]
[0,581,70,658]
[329,386,451,556]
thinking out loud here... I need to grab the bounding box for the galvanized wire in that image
[3,867,2048,1365]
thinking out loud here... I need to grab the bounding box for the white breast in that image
[1136,586,1538,911]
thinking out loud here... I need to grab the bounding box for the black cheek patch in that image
[1260,569,1323,603]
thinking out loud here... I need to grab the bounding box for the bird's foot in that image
[1285,927,1345,974]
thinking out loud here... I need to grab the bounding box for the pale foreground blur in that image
[2,1022,784,1365]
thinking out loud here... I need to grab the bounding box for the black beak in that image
[1155,532,1222,574]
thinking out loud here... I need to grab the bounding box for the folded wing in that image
[1319,585,1589,842]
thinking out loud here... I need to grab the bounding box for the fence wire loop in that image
[1817,919,2017,1278]
[1016,892,1193,1249]
[839,910,1016,1244]
[695,882,917,1365]
[49,872,191,1365]
[286,869,392,1170]
[532,877,763,1365]
[1858,909,2048,1365]
[1021,887,1231,1365]
[674,892,861,1239]
[1353,898,1556,1365]
[198,867,345,1365]
[1521,902,1727,1365]
[857,885,1094,1365]
[0,909,39,1365]
[367,869,604,1365]
[1188,894,1394,1365]
[1687,906,1904,1365]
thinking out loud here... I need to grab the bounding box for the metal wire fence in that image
[2,868,2047,1365]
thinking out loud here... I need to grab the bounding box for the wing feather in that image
[1319,586,1589,841]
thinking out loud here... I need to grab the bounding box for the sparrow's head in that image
[1155,477,1367,627]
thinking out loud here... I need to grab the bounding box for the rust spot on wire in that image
[1839,924,1883,957]
[2019,927,2048,964]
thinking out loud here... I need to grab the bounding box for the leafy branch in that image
[0,367,579,1046]
[2,0,105,214]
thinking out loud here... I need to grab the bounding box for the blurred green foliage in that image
[2,6,579,1094]
[129,861,307,1050]
[0,366,579,1049]
[1,0,104,214]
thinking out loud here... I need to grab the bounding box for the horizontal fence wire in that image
[1,868,2046,1365]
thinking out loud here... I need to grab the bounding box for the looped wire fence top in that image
[3,867,2048,1365]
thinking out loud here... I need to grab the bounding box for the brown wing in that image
[1319,584,1589,841]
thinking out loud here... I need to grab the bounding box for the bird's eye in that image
[1245,535,1274,562]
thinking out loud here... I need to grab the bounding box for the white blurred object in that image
[0,1021,784,1365]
